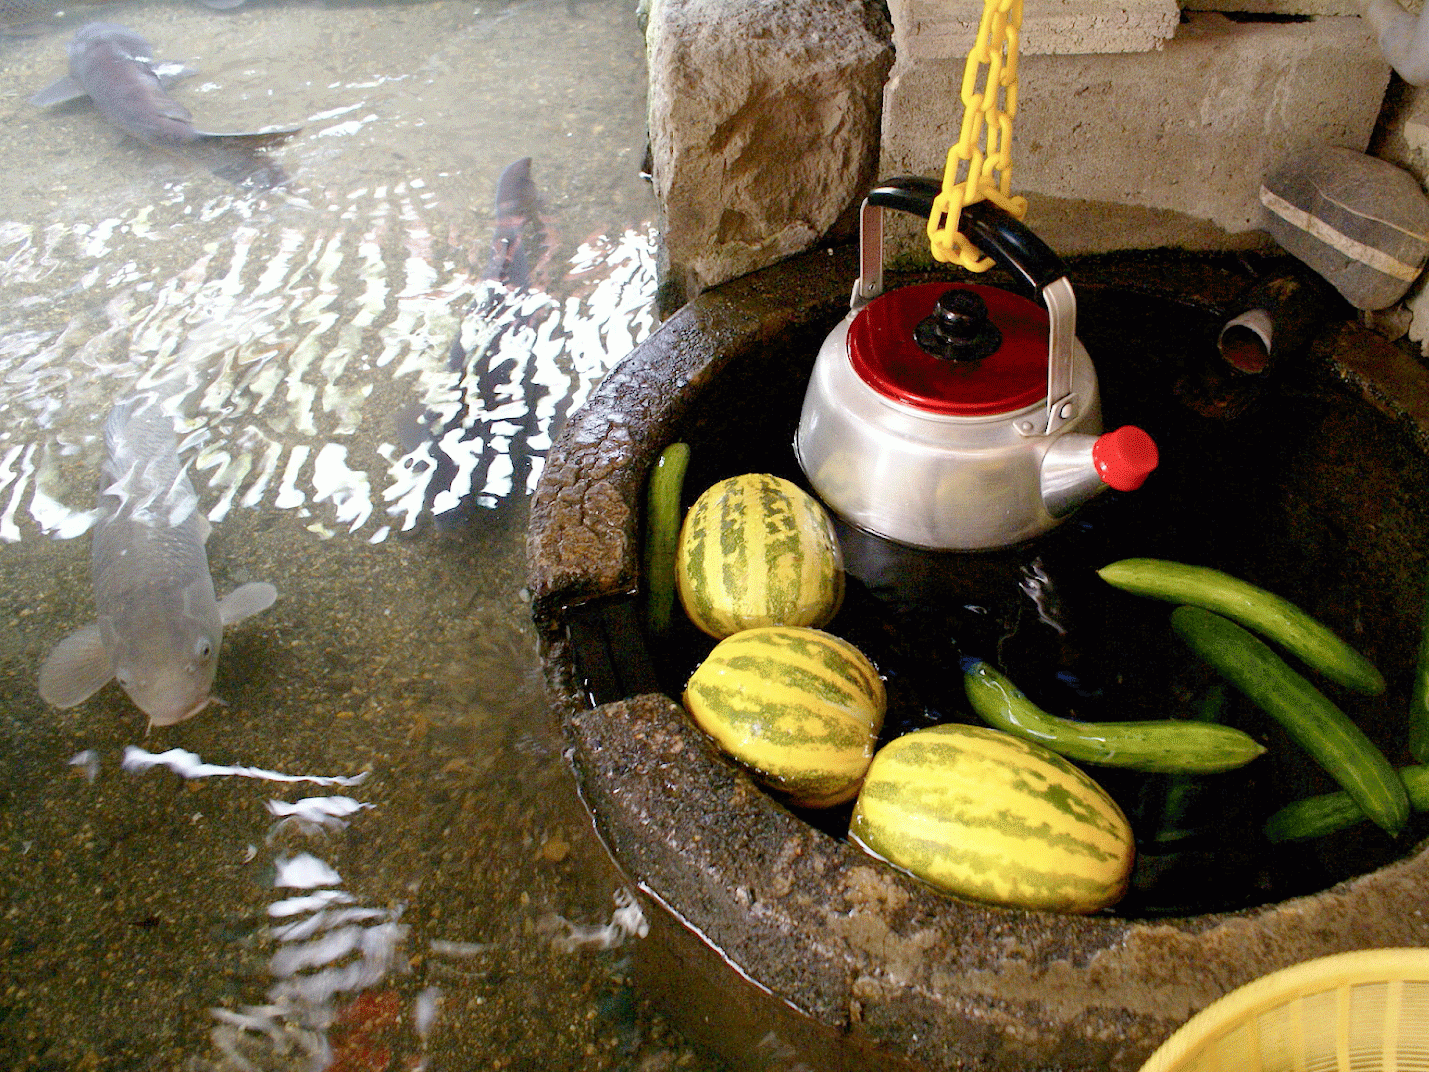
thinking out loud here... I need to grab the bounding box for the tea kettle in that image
[794,177,1159,551]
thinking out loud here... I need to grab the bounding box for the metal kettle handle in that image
[853,176,1080,437]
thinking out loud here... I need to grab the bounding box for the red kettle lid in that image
[848,282,1049,417]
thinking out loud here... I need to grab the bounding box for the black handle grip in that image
[867,176,1067,297]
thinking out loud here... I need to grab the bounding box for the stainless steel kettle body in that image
[797,311,1104,550]
[794,178,1157,552]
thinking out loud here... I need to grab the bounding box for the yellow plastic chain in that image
[928,0,1029,271]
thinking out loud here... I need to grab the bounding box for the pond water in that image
[0,1,714,1067]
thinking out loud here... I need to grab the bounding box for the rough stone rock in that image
[644,0,893,305]
[1261,146,1429,310]
[881,13,1391,259]
[1316,317,1429,437]
[558,688,1429,1071]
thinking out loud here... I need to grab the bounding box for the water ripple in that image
[0,186,656,544]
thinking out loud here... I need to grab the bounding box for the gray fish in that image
[31,23,301,187]
[39,393,276,728]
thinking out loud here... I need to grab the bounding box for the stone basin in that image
[527,244,1429,1071]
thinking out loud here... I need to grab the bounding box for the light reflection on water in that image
[0,1,699,1068]
[0,183,655,544]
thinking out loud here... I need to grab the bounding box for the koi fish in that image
[39,393,276,727]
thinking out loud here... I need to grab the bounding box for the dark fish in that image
[484,156,548,289]
[393,158,562,524]
[30,23,302,189]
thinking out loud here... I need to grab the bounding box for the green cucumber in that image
[1265,766,1429,842]
[1149,684,1230,848]
[1410,575,1429,763]
[962,660,1265,774]
[1171,605,1408,836]
[643,442,690,636]
[1098,558,1384,695]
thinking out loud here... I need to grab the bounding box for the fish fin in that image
[219,582,277,626]
[152,62,197,89]
[30,74,88,108]
[190,126,303,149]
[38,623,113,708]
[181,578,218,624]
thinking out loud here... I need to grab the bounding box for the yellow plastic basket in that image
[1139,948,1429,1072]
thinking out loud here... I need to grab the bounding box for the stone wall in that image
[644,0,1401,298]
[882,9,1392,260]
[1373,81,1429,351]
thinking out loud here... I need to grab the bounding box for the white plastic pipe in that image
[1363,0,1429,86]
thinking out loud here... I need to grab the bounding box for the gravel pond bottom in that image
[0,0,721,1067]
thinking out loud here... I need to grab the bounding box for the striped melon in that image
[676,473,844,639]
[850,724,1134,914]
[683,626,885,809]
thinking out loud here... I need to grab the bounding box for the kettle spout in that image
[1041,425,1159,518]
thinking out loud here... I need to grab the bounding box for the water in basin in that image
[642,276,1429,920]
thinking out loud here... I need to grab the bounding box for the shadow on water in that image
[0,1,722,1068]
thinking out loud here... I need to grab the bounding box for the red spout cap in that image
[1093,426,1159,491]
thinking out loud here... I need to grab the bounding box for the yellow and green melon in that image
[683,626,884,808]
[675,473,843,639]
[850,724,1135,913]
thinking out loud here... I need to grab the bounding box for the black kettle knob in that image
[914,289,1003,363]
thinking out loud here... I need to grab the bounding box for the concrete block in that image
[889,0,1179,59]
[880,13,1392,258]
[645,0,893,303]
[1185,0,1361,15]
